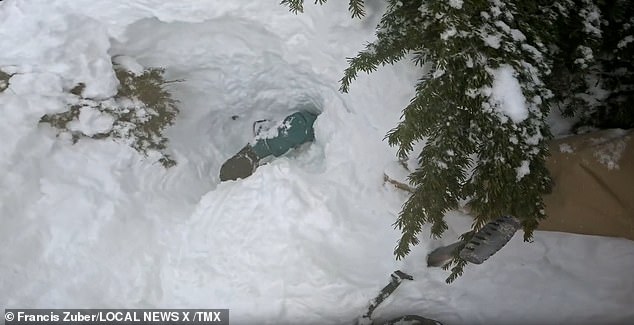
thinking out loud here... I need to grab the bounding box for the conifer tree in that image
[547,0,603,123]
[579,0,634,129]
[282,0,634,282]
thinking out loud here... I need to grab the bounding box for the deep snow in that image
[1,1,633,324]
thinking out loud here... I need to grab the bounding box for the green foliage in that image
[340,0,421,93]
[548,0,602,117]
[284,0,633,282]
[40,65,180,168]
[581,0,634,129]
[380,2,551,267]
[281,0,365,18]
[550,0,634,130]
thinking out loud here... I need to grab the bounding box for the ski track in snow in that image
[1,1,634,324]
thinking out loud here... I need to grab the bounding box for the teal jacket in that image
[252,111,318,159]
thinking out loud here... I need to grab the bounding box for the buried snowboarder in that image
[219,110,319,182]
[219,110,446,324]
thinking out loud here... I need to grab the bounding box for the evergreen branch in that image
[441,231,473,283]
[386,94,427,158]
[445,257,468,284]
[348,0,366,19]
[280,0,304,13]
[281,0,633,284]
[393,229,419,260]
[281,0,363,18]
[340,44,410,93]
[340,0,424,92]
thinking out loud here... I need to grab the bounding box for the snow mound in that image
[67,106,115,136]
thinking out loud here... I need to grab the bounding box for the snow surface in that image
[67,106,115,136]
[1,1,634,324]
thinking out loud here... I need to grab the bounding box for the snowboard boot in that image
[427,215,522,267]
[219,144,260,182]
[459,215,521,264]
[427,241,463,268]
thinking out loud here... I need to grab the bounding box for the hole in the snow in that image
[110,18,330,188]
